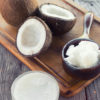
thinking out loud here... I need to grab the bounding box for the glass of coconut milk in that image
[11,71,59,100]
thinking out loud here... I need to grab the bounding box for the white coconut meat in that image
[11,71,59,100]
[17,18,46,56]
[65,41,100,68]
[40,4,75,20]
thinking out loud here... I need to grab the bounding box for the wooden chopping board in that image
[0,0,100,97]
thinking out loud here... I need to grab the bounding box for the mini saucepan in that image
[62,12,100,80]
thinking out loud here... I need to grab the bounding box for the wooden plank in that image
[63,0,100,23]
[59,90,86,100]
[73,0,100,17]
[86,78,100,100]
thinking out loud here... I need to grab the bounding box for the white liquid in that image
[11,71,59,100]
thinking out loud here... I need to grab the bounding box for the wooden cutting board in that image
[0,0,100,97]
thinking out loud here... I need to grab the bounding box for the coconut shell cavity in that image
[0,0,38,26]
[16,17,52,56]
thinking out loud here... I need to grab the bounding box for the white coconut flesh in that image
[40,4,75,20]
[11,71,59,100]
[17,18,46,56]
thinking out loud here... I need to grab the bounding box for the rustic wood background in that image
[0,0,100,100]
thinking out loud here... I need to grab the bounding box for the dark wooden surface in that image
[0,0,100,100]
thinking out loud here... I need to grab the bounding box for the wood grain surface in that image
[0,0,100,100]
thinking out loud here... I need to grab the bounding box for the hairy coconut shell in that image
[0,0,38,26]
[62,38,100,80]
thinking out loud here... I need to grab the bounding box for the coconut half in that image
[16,17,52,56]
[38,3,76,35]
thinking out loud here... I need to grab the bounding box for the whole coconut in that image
[0,0,38,26]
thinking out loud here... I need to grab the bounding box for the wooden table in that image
[0,0,100,100]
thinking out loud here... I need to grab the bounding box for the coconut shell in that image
[0,0,38,26]
[16,16,52,57]
[38,3,76,35]
[62,38,100,80]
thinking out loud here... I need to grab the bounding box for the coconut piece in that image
[16,17,52,56]
[38,3,76,35]
[11,71,60,100]
[0,0,38,26]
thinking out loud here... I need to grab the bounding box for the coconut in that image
[16,16,52,56]
[38,3,76,35]
[0,0,38,26]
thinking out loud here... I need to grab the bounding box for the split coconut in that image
[38,3,76,35]
[0,0,38,26]
[16,17,52,56]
